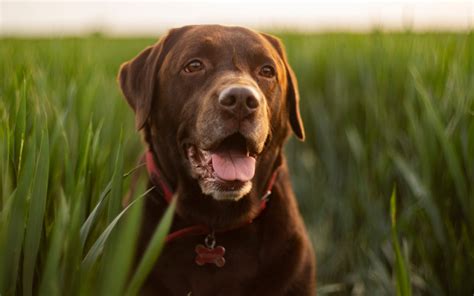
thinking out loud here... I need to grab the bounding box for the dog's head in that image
[119,25,304,202]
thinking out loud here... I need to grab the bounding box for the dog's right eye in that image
[259,65,276,78]
[183,60,204,73]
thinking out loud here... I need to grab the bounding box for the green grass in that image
[1,32,473,295]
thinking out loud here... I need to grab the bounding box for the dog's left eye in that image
[183,60,204,73]
[259,65,276,78]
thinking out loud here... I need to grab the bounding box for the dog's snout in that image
[218,86,260,117]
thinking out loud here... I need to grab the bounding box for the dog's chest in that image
[153,226,261,295]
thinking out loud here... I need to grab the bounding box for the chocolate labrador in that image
[118,25,315,295]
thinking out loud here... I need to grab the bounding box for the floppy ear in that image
[118,37,166,130]
[261,33,305,141]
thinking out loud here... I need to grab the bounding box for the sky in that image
[1,0,473,36]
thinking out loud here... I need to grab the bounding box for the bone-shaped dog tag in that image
[195,244,226,267]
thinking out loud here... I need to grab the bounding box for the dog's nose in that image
[218,86,260,117]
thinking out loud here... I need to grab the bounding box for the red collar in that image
[145,150,279,243]
[145,151,174,203]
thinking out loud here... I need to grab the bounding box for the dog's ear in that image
[261,33,305,141]
[118,34,170,130]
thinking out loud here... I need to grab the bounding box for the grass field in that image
[1,32,473,295]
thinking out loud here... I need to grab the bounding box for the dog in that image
[118,25,316,295]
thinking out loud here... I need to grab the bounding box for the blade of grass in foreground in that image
[390,187,412,296]
[1,112,12,205]
[79,163,145,248]
[95,132,126,295]
[98,180,145,296]
[126,197,176,296]
[107,129,125,223]
[13,78,27,180]
[22,130,50,296]
[38,191,69,296]
[80,180,113,248]
[81,186,155,272]
[0,138,35,295]
[61,121,94,293]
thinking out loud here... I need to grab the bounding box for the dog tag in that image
[195,244,226,267]
[194,232,226,267]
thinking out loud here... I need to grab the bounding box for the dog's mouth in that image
[186,133,260,200]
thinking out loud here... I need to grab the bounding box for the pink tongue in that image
[211,150,256,182]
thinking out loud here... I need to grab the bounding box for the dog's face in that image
[119,25,304,201]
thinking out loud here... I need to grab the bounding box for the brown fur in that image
[118,25,315,295]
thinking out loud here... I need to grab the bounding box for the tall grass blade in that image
[126,197,176,296]
[0,138,36,295]
[81,186,154,272]
[22,130,50,296]
[98,181,145,296]
[1,111,12,205]
[62,122,95,293]
[38,191,69,296]
[79,178,112,246]
[13,78,27,180]
[95,131,127,295]
[80,164,144,248]
[107,129,124,223]
[390,187,412,296]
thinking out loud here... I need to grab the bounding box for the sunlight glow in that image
[1,0,472,35]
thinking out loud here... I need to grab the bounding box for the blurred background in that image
[2,0,473,35]
[1,1,473,295]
